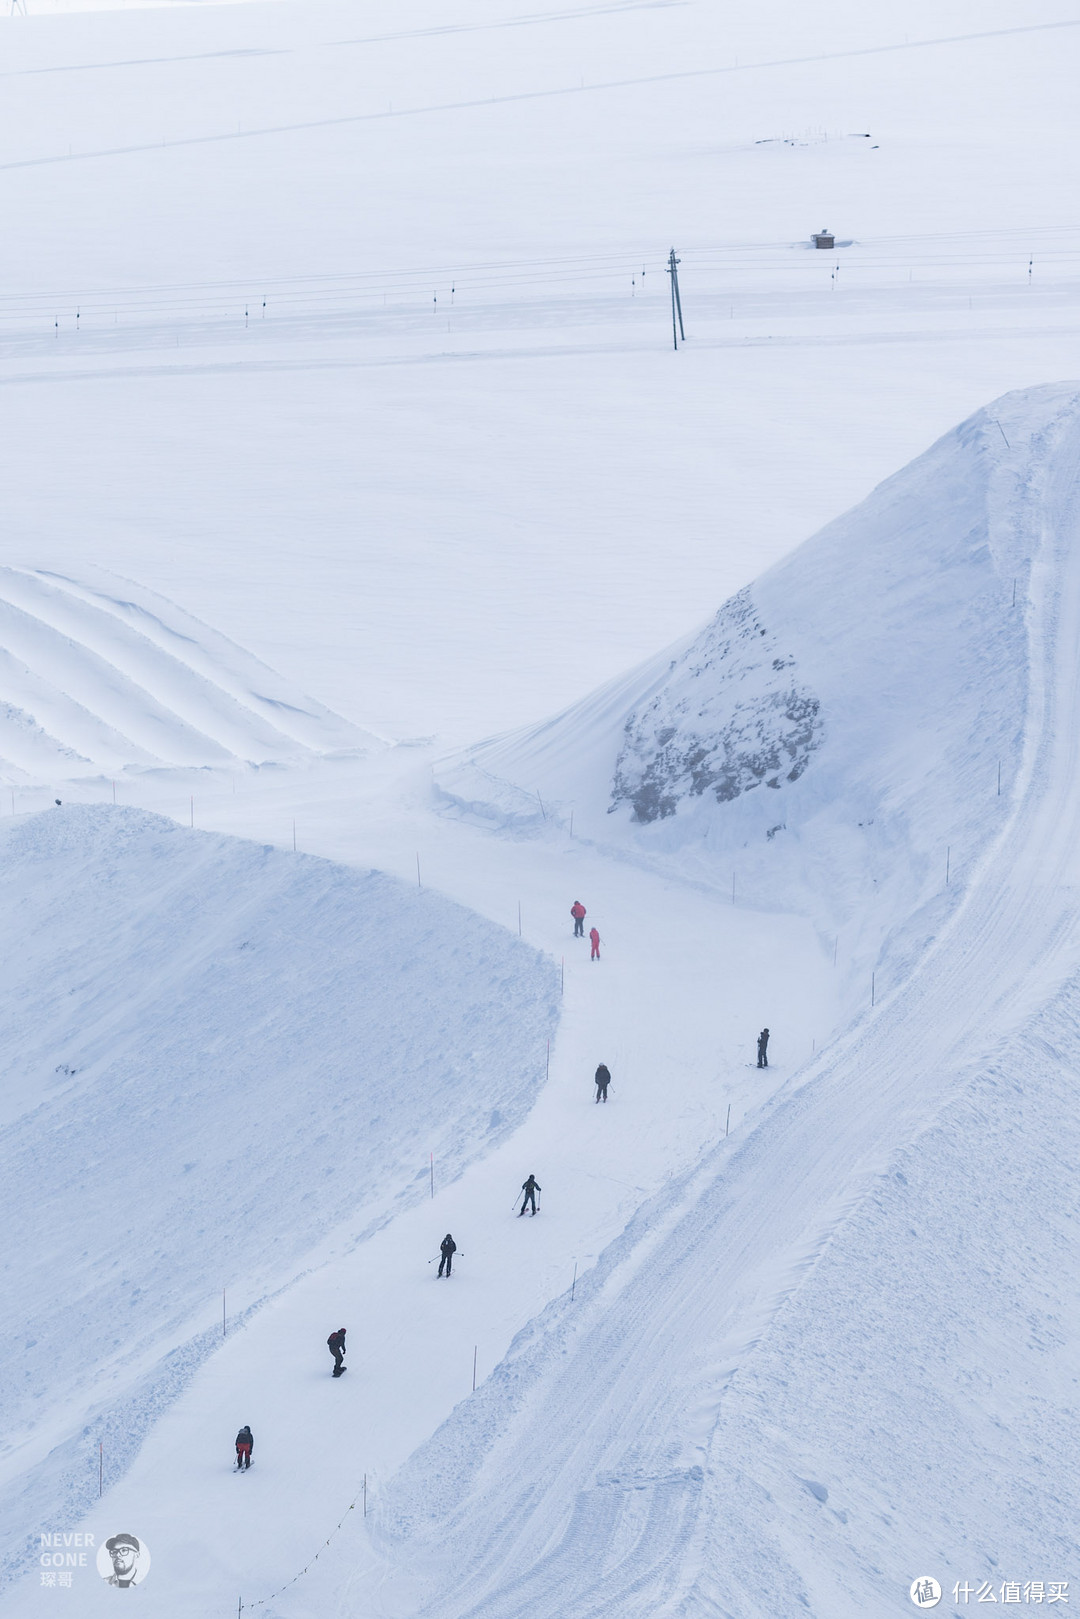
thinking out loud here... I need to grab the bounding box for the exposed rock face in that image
[610,589,822,823]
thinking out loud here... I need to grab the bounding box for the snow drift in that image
[0,805,558,1590]
[0,564,377,782]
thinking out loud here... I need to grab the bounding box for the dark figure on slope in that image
[328,1327,347,1376]
[235,1426,253,1470]
[437,1234,456,1277]
[594,1064,611,1103]
[571,900,586,937]
[590,927,600,961]
[519,1174,541,1216]
[757,1028,770,1069]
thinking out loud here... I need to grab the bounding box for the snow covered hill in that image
[0,805,558,1592]
[0,565,377,781]
[438,384,1074,982]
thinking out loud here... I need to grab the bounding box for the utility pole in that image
[667,248,685,349]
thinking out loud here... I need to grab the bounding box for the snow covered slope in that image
[349,385,1080,1617]
[438,385,1068,975]
[0,805,558,1590]
[0,565,377,781]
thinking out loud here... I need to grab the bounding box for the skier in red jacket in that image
[590,927,600,961]
[571,900,586,937]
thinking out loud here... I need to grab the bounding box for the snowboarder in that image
[235,1425,253,1470]
[594,1063,611,1103]
[571,900,586,937]
[589,926,600,961]
[519,1174,541,1216]
[327,1327,346,1376]
[437,1233,456,1277]
[757,1028,770,1068]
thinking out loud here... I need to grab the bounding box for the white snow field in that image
[3,0,1080,1615]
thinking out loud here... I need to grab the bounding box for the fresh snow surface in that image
[4,0,1080,1615]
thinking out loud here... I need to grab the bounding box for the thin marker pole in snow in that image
[99,1441,103,1497]
[945,846,951,885]
[190,797,194,828]
[416,853,422,889]
[569,810,574,837]
[995,421,1010,449]
[472,1345,477,1392]
[571,1261,577,1302]
[997,761,1002,797]
[725,1103,731,1137]
[871,972,876,1007]
[537,791,546,821]
[363,1474,367,1516]
[1012,577,1017,607]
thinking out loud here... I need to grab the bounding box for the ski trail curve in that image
[366,394,1080,1618]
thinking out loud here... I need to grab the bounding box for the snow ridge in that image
[0,565,379,782]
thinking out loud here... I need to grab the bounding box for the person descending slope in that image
[757,1028,770,1069]
[437,1234,456,1277]
[571,900,586,937]
[327,1327,347,1377]
[519,1174,541,1216]
[235,1426,253,1471]
[589,927,601,961]
[594,1063,611,1103]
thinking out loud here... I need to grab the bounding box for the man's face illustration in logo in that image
[106,1534,139,1584]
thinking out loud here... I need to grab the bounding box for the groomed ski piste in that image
[3,0,1080,1615]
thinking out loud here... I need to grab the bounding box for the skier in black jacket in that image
[327,1328,346,1375]
[235,1426,253,1470]
[757,1028,770,1069]
[594,1064,611,1103]
[519,1175,541,1216]
[437,1234,456,1277]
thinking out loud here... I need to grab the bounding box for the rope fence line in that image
[240,1474,368,1612]
[1,224,1079,331]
